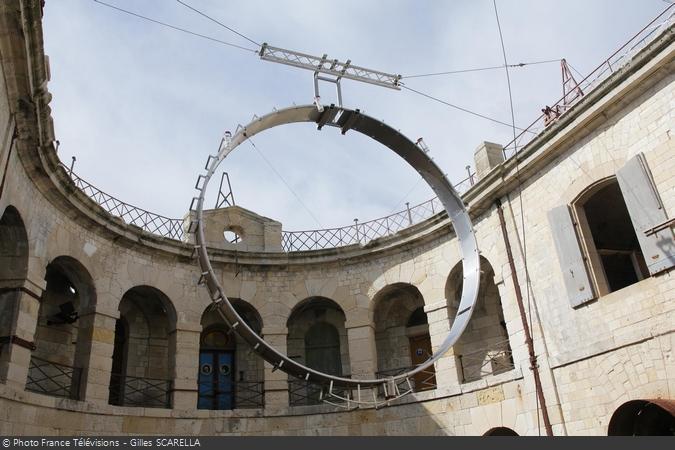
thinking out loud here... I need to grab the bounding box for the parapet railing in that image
[62,164,185,240]
[58,161,475,251]
[54,4,673,253]
[25,355,82,400]
[501,4,674,159]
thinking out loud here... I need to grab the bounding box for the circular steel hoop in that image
[191,105,480,388]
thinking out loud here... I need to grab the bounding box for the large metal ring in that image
[190,105,480,389]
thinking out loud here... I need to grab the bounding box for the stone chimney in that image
[473,141,504,181]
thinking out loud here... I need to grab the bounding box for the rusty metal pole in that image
[495,198,554,436]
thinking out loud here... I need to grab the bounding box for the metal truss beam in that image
[259,43,402,90]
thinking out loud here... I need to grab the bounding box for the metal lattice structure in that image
[60,162,475,251]
[26,356,81,400]
[259,44,402,90]
[64,165,185,240]
[457,339,515,383]
[108,374,172,408]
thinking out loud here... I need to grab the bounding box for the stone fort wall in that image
[0,1,672,436]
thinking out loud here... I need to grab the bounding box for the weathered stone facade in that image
[0,0,673,436]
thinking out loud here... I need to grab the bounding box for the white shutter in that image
[548,205,595,307]
[616,153,675,275]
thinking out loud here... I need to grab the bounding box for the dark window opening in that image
[582,181,648,293]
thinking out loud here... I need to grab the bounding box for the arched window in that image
[372,283,435,392]
[108,286,176,408]
[575,179,648,295]
[548,154,675,308]
[305,322,342,376]
[0,206,29,384]
[29,256,96,400]
[286,297,349,406]
[446,257,513,383]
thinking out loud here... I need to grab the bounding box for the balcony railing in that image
[108,373,172,408]
[458,339,514,383]
[376,365,437,394]
[235,381,264,409]
[197,379,264,409]
[25,356,82,400]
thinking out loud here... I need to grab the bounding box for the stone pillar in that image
[262,327,289,411]
[169,327,200,410]
[72,304,118,403]
[345,323,377,379]
[473,141,505,181]
[424,300,461,392]
[0,277,42,390]
[345,320,378,403]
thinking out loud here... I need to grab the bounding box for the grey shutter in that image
[616,153,675,275]
[548,205,595,307]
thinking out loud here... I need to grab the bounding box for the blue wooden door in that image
[198,350,234,409]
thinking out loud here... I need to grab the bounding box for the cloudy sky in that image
[42,0,670,232]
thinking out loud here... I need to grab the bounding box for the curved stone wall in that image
[0,0,673,436]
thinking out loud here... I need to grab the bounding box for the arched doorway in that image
[446,256,513,383]
[198,325,236,410]
[29,256,96,400]
[305,322,342,376]
[608,399,675,436]
[286,297,350,406]
[0,206,29,383]
[108,285,176,408]
[198,299,264,410]
[484,427,519,436]
[373,283,435,392]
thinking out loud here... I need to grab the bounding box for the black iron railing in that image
[458,339,514,383]
[25,356,82,399]
[198,380,264,409]
[108,373,172,408]
[235,381,264,409]
[288,378,351,407]
[376,365,437,394]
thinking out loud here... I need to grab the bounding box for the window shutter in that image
[616,153,675,275]
[548,205,595,307]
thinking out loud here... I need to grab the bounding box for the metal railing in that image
[376,365,437,393]
[59,161,474,251]
[54,5,673,253]
[502,5,674,159]
[62,164,185,240]
[25,356,82,400]
[458,339,514,383]
[288,378,351,407]
[234,381,264,409]
[197,380,264,409]
[108,373,172,408]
